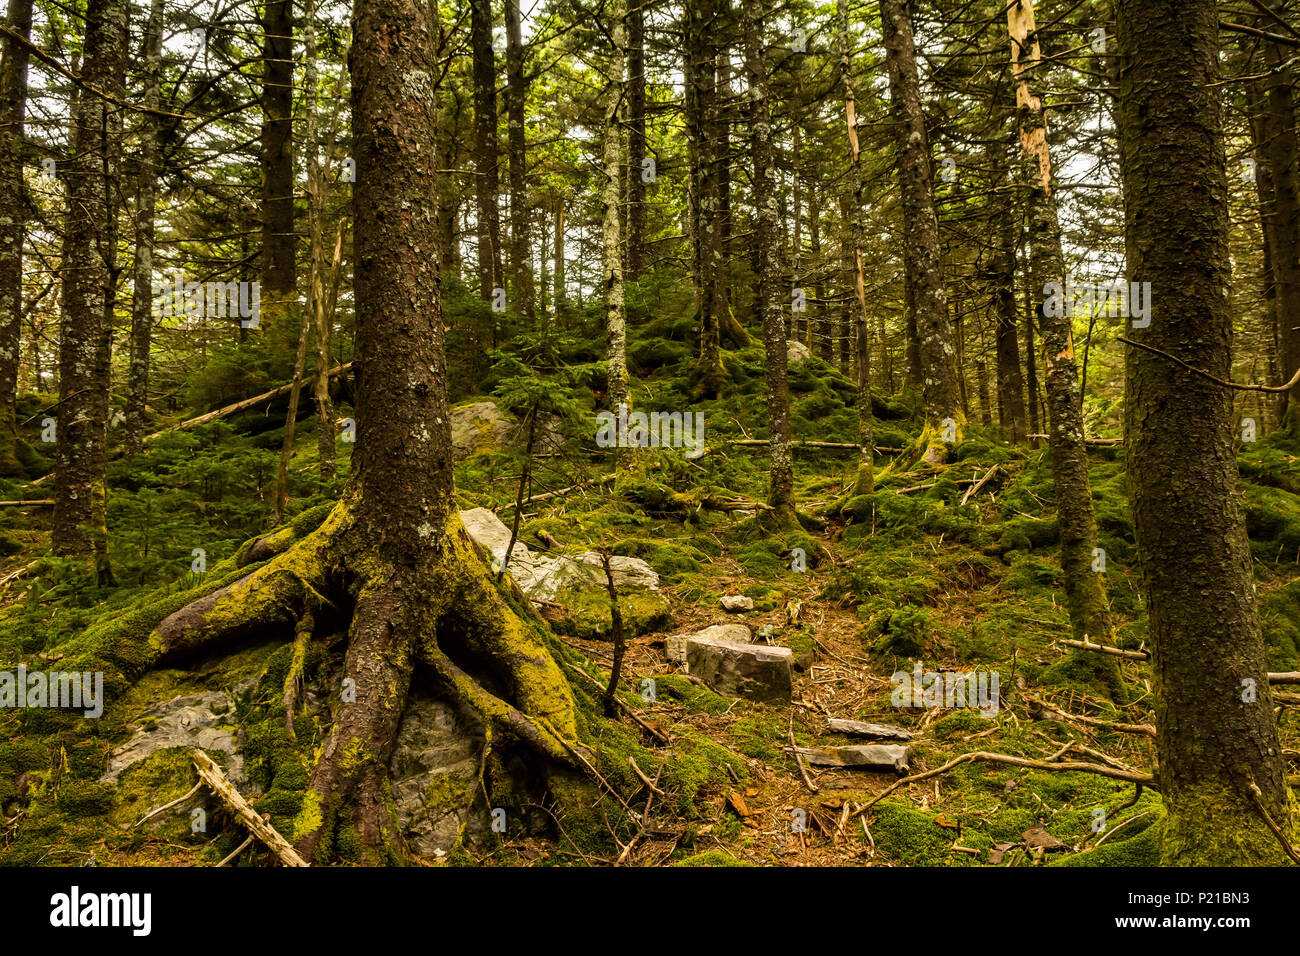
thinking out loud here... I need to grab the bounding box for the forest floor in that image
[2,328,1298,866]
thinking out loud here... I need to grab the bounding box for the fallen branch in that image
[508,474,613,508]
[192,749,308,867]
[1025,695,1156,737]
[1026,434,1122,446]
[1061,638,1149,661]
[959,465,1000,506]
[143,363,353,444]
[0,499,53,507]
[852,750,1156,817]
[789,713,820,793]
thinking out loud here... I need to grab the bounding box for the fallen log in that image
[0,499,53,507]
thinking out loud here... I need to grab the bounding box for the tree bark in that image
[0,0,33,476]
[601,0,630,426]
[626,0,647,281]
[124,0,164,459]
[505,0,532,319]
[1117,0,1293,863]
[837,0,873,496]
[470,0,504,307]
[746,0,795,523]
[261,0,296,302]
[1008,0,1119,695]
[878,0,960,463]
[54,0,128,585]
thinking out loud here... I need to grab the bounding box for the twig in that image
[217,835,255,867]
[1247,779,1300,864]
[959,465,1000,506]
[789,713,820,793]
[134,781,203,829]
[1118,335,1300,393]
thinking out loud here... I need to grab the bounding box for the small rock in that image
[686,637,793,703]
[786,339,812,364]
[451,401,512,458]
[826,718,914,741]
[793,744,911,773]
[721,595,754,613]
[665,623,751,663]
[102,691,244,785]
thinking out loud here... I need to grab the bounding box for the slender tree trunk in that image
[125,0,164,459]
[1117,0,1293,864]
[992,181,1026,442]
[1008,0,1119,694]
[261,0,296,310]
[878,0,960,463]
[302,0,335,487]
[505,0,532,319]
[1256,32,1300,427]
[0,0,33,476]
[746,0,795,523]
[837,0,873,495]
[602,0,630,433]
[470,0,504,305]
[553,198,565,325]
[626,0,647,282]
[54,0,128,586]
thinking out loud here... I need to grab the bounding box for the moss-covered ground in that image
[1,326,1297,866]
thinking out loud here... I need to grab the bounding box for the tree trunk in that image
[1116,0,1293,864]
[470,0,504,306]
[878,0,960,463]
[1008,0,1120,695]
[505,0,532,319]
[1255,31,1300,427]
[602,0,630,426]
[746,0,795,523]
[124,0,164,459]
[144,0,588,864]
[0,0,32,476]
[261,0,296,307]
[837,0,873,496]
[54,0,128,585]
[626,0,647,282]
[992,194,1026,442]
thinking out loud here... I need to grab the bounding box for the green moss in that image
[548,587,672,641]
[670,849,748,866]
[869,803,966,866]
[1056,817,1165,866]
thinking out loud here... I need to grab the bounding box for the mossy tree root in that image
[139,503,590,864]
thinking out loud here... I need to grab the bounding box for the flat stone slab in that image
[666,624,751,663]
[794,744,912,773]
[686,637,792,703]
[826,718,914,742]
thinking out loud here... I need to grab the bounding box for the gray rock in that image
[787,339,812,364]
[686,637,792,703]
[721,595,754,613]
[451,401,512,458]
[794,744,912,773]
[826,718,914,741]
[665,623,751,664]
[459,507,660,603]
[389,695,484,858]
[102,691,244,785]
